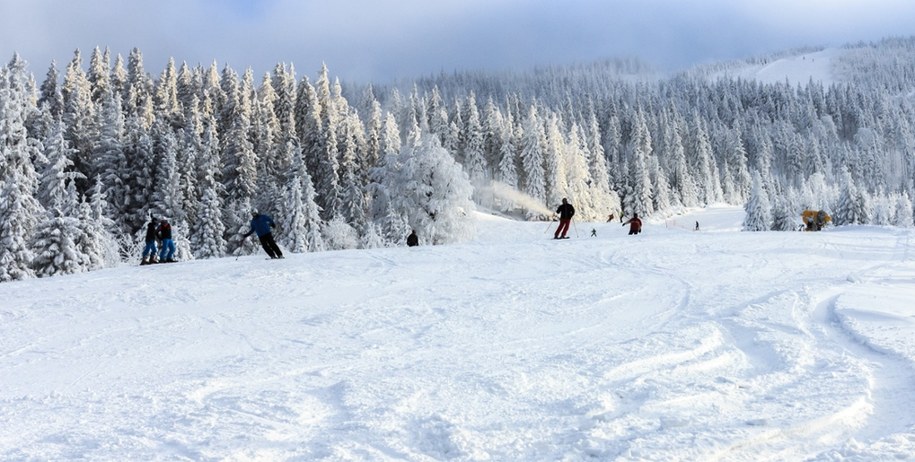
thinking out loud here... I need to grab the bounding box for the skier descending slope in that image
[244,211,284,259]
[623,213,642,235]
[553,198,575,239]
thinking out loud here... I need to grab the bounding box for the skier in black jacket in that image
[141,217,159,265]
[553,198,575,239]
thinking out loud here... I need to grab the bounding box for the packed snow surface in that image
[2,207,915,460]
[713,48,841,86]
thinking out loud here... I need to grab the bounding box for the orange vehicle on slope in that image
[802,210,831,231]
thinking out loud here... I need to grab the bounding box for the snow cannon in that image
[801,210,831,231]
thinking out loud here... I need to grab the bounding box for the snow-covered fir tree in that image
[833,168,871,226]
[894,191,913,227]
[387,129,475,245]
[743,172,772,231]
[520,105,546,217]
[279,141,324,253]
[192,124,227,259]
[0,55,45,281]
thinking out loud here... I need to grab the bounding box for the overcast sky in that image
[2,0,915,83]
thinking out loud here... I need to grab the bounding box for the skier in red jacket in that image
[623,213,642,235]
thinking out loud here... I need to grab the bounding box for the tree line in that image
[2,37,914,281]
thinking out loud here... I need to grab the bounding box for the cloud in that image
[1,0,914,82]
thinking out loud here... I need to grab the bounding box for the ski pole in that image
[544,218,554,233]
[572,218,579,237]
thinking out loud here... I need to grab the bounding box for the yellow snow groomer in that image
[802,210,831,231]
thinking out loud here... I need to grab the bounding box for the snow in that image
[712,48,842,86]
[2,207,915,460]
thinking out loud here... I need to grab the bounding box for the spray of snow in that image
[478,181,554,217]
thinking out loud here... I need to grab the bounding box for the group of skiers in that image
[140,216,176,265]
[140,211,284,264]
[141,200,641,264]
[553,198,642,238]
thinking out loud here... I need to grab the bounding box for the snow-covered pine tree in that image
[601,113,623,193]
[871,191,894,226]
[30,214,89,277]
[894,191,914,227]
[388,130,475,245]
[743,172,772,231]
[482,96,504,178]
[564,124,594,219]
[82,177,120,268]
[87,47,111,105]
[363,98,383,183]
[154,57,182,129]
[624,111,654,217]
[688,114,722,205]
[360,221,385,249]
[497,111,518,188]
[427,86,450,147]
[38,115,79,209]
[542,112,568,211]
[92,88,128,230]
[30,130,92,277]
[61,49,97,189]
[272,63,297,143]
[586,107,618,217]
[252,72,282,214]
[121,105,156,231]
[338,111,368,231]
[313,64,342,220]
[519,105,546,218]
[0,55,45,282]
[125,48,153,117]
[719,125,752,204]
[462,95,488,202]
[150,120,192,260]
[38,61,63,120]
[833,168,871,226]
[109,53,128,107]
[666,111,697,208]
[368,111,402,225]
[648,155,672,217]
[192,120,227,259]
[279,140,324,253]
[495,115,520,213]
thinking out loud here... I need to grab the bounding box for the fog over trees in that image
[2,37,915,280]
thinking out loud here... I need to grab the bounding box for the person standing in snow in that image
[244,212,284,259]
[157,218,177,262]
[553,198,575,239]
[141,216,159,265]
[622,213,642,235]
[406,230,419,247]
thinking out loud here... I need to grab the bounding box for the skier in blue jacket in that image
[244,212,284,259]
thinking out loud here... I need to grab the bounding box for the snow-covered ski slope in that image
[709,48,841,86]
[2,206,915,460]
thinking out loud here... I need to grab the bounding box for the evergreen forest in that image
[2,37,915,281]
